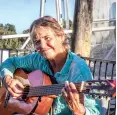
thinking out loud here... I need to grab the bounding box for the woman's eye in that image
[35,40,40,45]
[45,37,51,41]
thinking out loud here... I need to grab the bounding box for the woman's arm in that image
[0,52,44,80]
[0,52,46,98]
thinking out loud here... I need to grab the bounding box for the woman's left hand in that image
[62,81,86,115]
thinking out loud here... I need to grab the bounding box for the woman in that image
[0,16,101,115]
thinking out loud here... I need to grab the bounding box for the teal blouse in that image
[0,51,101,115]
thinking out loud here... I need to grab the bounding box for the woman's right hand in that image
[4,75,24,99]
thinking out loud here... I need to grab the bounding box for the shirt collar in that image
[59,51,73,75]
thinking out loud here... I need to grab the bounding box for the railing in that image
[83,57,116,80]
[0,48,116,115]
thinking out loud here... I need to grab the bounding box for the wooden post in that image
[71,0,93,57]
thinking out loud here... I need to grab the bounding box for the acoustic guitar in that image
[0,69,116,115]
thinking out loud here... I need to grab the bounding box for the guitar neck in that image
[23,82,84,97]
[28,84,64,97]
[22,80,114,99]
[23,82,85,104]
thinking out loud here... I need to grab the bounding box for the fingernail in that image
[70,82,73,85]
[65,81,69,87]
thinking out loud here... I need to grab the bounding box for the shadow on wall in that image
[91,29,116,60]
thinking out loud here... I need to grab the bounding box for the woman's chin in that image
[43,53,55,60]
[45,56,54,60]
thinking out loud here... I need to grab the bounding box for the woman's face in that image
[33,26,65,60]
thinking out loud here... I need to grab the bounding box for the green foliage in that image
[23,29,29,34]
[69,20,73,29]
[4,23,16,32]
[62,19,73,29]
[0,23,21,49]
[0,24,3,27]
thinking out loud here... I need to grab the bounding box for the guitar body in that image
[0,69,54,115]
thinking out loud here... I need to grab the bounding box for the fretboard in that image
[23,82,83,97]
[28,84,65,97]
[22,80,112,98]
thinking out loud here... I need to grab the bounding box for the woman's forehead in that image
[35,26,55,36]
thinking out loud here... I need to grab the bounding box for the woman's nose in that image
[40,39,46,48]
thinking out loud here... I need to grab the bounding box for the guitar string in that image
[21,85,111,97]
[21,79,109,92]
[21,84,85,102]
[21,83,109,94]
[21,83,84,97]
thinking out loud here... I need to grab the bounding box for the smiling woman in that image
[0,16,101,115]
[30,16,70,61]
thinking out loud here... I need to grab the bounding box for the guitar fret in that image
[25,83,83,97]
[29,87,62,96]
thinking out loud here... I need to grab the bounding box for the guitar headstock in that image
[77,80,116,98]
